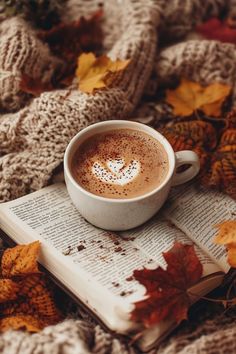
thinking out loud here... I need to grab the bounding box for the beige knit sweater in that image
[1,0,236,353]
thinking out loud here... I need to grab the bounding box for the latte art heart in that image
[92,159,141,186]
[71,129,169,199]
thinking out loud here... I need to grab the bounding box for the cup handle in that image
[172,150,200,186]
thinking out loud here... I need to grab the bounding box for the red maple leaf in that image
[196,18,236,44]
[131,242,203,327]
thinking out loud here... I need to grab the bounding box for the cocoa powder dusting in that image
[71,129,169,199]
[114,247,123,252]
[77,245,86,252]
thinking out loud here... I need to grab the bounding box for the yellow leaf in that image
[166,79,231,117]
[214,221,236,245]
[227,244,236,268]
[0,279,19,303]
[214,221,236,268]
[0,315,43,333]
[76,52,130,94]
[1,241,41,277]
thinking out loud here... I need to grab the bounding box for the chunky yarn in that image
[0,0,160,202]
[1,0,236,353]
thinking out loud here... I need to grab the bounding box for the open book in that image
[0,182,235,351]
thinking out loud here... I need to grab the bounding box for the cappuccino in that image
[71,129,169,199]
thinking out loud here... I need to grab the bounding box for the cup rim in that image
[64,120,176,203]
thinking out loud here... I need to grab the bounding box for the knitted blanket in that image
[1,0,236,353]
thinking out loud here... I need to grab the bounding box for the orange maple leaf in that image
[76,52,130,94]
[131,242,203,327]
[0,279,19,303]
[0,242,62,333]
[201,127,236,199]
[160,112,236,199]
[166,79,231,117]
[1,241,40,277]
[0,315,44,333]
[161,120,217,169]
[214,221,236,267]
[18,274,62,322]
[214,221,236,245]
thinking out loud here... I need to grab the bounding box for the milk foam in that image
[92,158,140,186]
[72,129,169,199]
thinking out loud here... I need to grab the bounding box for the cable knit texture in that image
[1,0,236,353]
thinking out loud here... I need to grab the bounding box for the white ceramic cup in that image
[64,120,200,231]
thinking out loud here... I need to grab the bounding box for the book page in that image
[164,183,236,272]
[0,184,160,301]
[120,215,221,277]
[0,182,226,344]
[0,183,223,295]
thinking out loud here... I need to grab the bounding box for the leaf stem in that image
[194,109,201,120]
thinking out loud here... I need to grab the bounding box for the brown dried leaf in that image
[37,11,103,68]
[161,120,217,168]
[20,12,104,96]
[18,274,62,322]
[1,241,40,278]
[201,128,236,199]
[0,279,19,303]
[0,299,32,317]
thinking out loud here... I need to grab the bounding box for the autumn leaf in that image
[214,221,236,267]
[0,279,19,303]
[165,79,231,117]
[196,18,236,44]
[214,221,236,245]
[20,12,103,96]
[159,107,236,198]
[131,242,203,327]
[0,277,62,324]
[38,11,103,66]
[0,315,44,333]
[76,52,130,93]
[0,242,62,333]
[1,241,40,277]
[18,274,62,321]
[161,120,217,168]
[201,127,236,199]
[37,11,103,85]
[226,247,236,268]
